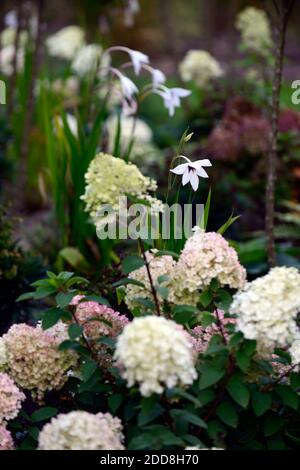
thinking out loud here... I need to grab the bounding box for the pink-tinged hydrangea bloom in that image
[192,310,236,353]
[125,250,176,310]
[71,296,129,366]
[169,228,246,305]
[0,424,14,450]
[38,411,124,450]
[3,323,78,401]
[278,109,300,134]
[0,373,25,423]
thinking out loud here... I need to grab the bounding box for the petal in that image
[170,163,188,175]
[190,159,212,170]
[195,167,209,178]
[190,171,199,191]
[182,168,191,186]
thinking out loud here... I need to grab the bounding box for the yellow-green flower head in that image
[236,7,273,56]
[81,152,163,227]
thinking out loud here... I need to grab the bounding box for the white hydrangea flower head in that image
[114,316,197,396]
[168,228,246,305]
[125,249,176,311]
[71,43,110,77]
[0,45,24,76]
[0,338,8,372]
[289,335,300,368]
[236,7,272,56]
[179,50,223,88]
[106,114,153,155]
[81,152,163,231]
[46,26,85,60]
[38,411,124,450]
[231,267,300,354]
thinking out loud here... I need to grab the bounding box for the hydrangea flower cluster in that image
[46,26,85,60]
[192,310,235,353]
[0,338,8,372]
[0,424,14,450]
[235,7,272,56]
[0,372,25,423]
[169,228,246,305]
[125,250,176,311]
[81,152,164,231]
[114,316,197,396]
[179,50,223,89]
[3,323,78,400]
[71,296,128,366]
[125,230,245,309]
[230,267,300,355]
[38,411,124,450]
[71,44,110,78]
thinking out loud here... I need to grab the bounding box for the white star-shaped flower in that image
[127,49,149,75]
[170,156,212,191]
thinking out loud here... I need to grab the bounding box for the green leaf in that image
[68,323,83,341]
[42,307,63,330]
[16,292,35,302]
[217,213,240,235]
[81,360,98,382]
[276,385,299,410]
[59,247,90,272]
[113,278,145,288]
[170,410,207,429]
[228,332,244,349]
[200,312,216,327]
[199,290,213,308]
[108,394,123,413]
[34,285,57,299]
[199,366,225,390]
[216,402,238,428]
[56,291,75,309]
[116,287,126,305]
[156,285,169,299]
[215,289,232,312]
[264,415,284,437]
[236,350,251,372]
[31,407,57,422]
[157,275,169,284]
[207,419,226,439]
[97,337,116,349]
[173,305,198,324]
[138,404,164,426]
[252,391,272,416]
[290,372,300,390]
[122,256,144,274]
[226,381,250,408]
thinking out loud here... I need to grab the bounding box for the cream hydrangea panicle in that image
[0,373,25,423]
[289,337,300,368]
[38,411,124,450]
[236,7,272,56]
[179,50,223,89]
[169,228,246,305]
[71,44,110,77]
[81,152,163,231]
[0,424,14,450]
[0,338,8,372]
[125,250,176,311]
[46,26,85,60]
[3,323,78,400]
[230,267,300,354]
[114,316,197,396]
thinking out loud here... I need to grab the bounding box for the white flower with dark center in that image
[170,156,212,191]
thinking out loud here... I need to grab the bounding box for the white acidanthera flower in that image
[170,156,212,191]
[159,87,191,117]
[231,267,300,355]
[38,411,124,450]
[114,316,197,396]
[106,46,149,75]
